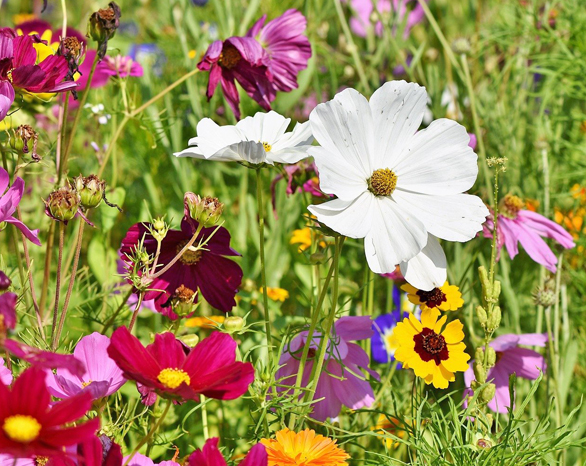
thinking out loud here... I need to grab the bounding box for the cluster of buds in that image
[88,2,121,60]
[9,125,40,161]
[184,192,224,228]
[151,217,169,243]
[57,37,85,97]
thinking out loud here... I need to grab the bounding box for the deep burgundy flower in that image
[108,327,254,402]
[0,33,77,121]
[119,218,243,318]
[246,9,311,93]
[187,438,267,466]
[0,367,99,458]
[197,37,274,119]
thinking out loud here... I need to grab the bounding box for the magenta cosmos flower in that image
[124,452,179,466]
[0,32,77,121]
[464,333,547,414]
[0,367,99,458]
[277,316,379,421]
[246,9,311,93]
[0,357,11,385]
[198,37,273,119]
[119,218,243,318]
[45,332,126,400]
[483,194,575,273]
[188,438,267,466]
[0,167,41,246]
[349,0,426,38]
[108,326,254,402]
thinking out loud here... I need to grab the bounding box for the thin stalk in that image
[53,221,85,350]
[102,287,133,333]
[255,168,274,370]
[128,291,144,332]
[201,395,209,440]
[149,224,204,279]
[51,223,66,343]
[40,222,56,317]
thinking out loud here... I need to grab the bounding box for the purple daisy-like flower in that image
[483,194,575,272]
[246,9,311,93]
[0,167,41,246]
[124,452,179,466]
[119,218,243,318]
[198,37,274,119]
[277,316,379,421]
[464,333,547,413]
[45,333,126,400]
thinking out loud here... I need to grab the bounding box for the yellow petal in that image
[420,308,440,329]
[408,313,423,332]
[442,319,465,344]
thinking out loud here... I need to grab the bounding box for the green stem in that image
[201,395,209,440]
[256,168,274,370]
[102,287,133,333]
[51,223,66,344]
[124,400,171,465]
[40,222,55,319]
[128,291,144,333]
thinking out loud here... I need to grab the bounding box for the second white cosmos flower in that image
[308,81,489,290]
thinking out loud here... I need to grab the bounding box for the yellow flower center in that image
[35,457,49,466]
[500,194,525,218]
[176,240,202,265]
[157,368,191,389]
[6,69,13,83]
[3,415,42,443]
[262,142,272,152]
[81,380,93,388]
[368,168,397,196]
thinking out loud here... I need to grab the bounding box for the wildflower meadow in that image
[1,0,586,464]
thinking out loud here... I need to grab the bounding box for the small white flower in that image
[175,111,313,165]
[307,81,489,290]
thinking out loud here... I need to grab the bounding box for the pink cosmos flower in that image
[124,453,179,466]
[277,316,379,421]
[45,333,126,400]
[0,455,34,466]
[119,218,243,318]
[0,357,11,385]
[108,327,254,402]
[0,292,17,331]
[0,167,41,246]
[246,9,311,93]
[76,50,111,91]
[348,0,427,38]
[100,55,144,79]
[187,438,267,466]
[483,194,575,273]
[198,37,274,119]
[464,333,547,413]
[0,32,77,121]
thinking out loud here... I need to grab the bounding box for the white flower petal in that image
[269,121,313,164]
[363,197,428,273]
[174,118,245,161]
[308,192,374,239]
[309,146,368,201]
[392,190,489,242]
[400,235,447,291]
[394,119,478,195]
[309,88,374,178]
[369,80,428,169]
[236,111,290,144]
[228,141,267,164]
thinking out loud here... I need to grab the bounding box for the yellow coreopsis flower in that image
[401,281,463,312]
[260,287,289,302]
[390,309,470,389]
[184,315,225,328]
[261,428,349,466]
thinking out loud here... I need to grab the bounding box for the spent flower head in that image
[44,186,81,224]
[74,174,106,209]
[184,193,224,228]
[88,2,121,59]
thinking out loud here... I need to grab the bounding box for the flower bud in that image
[44,187,81,223]
[166,285,198,317]
[487,305,501,332]
[533,286,556,307]
[0,271,11,291]
[184,192,224,228]
[153,217,166,232]
[223,316,244,333]
[309,252,326,264]
[474,347,484,362]
[10,125,40,161]
[480,383,496,404]
[452,37,471,55]
[74,174,106,209]
[88,2,121,59]
[476,305,487,327]
[473,361,486,384]
[180,334,200,348]
[486,346,496,367]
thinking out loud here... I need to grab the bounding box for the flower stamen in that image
[368,168,397,196]
[416,287,447,309]
[3,414,42,443]
[500,194,525,218]
[157,368,191,389]
[176,240,203,265]
[219,44,241,70]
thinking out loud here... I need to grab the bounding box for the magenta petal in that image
[4,217,41,246]
[193,255,242,312]
[335,315,374,342]
[3,339,86,376]
[498,348,546,380]
[0,357,12,386]
[240,444,267,466]
[0,292,17,329]
[0,81,14,121]
[518,210,575,249]
[486,364,513,414]
[187,437,226,466]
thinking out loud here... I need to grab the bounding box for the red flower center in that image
[220,44,241,70]
[416,288,446,308]
[413,328,449,365]
[177,240,202,265]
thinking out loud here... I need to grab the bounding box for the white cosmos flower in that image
[307,81,489,291]
[174,110,313,165]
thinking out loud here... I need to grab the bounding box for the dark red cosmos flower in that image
[197,37,275,119]
[46,435,123,466]
[0,367,99,458]
[188,438,267,466]
[108,327,254,402]
[119,218,243,319]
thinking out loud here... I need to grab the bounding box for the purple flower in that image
[0,357,12,386]
[246,9,311,93]
[371,286,406,364]
[198,37,274,119]
[464,333,547,413]
[0,167,41,246]
[483,194,575,272]
[277,316,379,421]
[348,0,427,39]
[124,453,179,466]
[45,332,126,400]
[0,292,17,331]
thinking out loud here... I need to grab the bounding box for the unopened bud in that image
[473,361,486,383]
[153,217,165,232]
[44,187,81,223]
[224,316,244,333]
[487,305,501,331]
[309,252,326,264]
[476,305,487,326]
[10,125,40,161]
[452,37,471,55]
[474,347,484,362]
[180,334,199,348]
[480,383,496,404]
[0,271,11,291]
[486,346,496,366]
[74,174,106,209]
[184,192,224,228]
